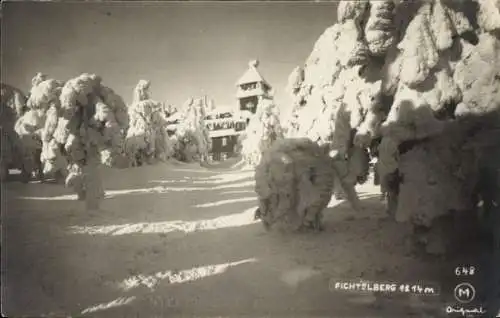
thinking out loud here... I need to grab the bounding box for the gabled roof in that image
[236,60,272,88]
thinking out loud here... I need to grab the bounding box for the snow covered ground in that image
[2,159,469,317]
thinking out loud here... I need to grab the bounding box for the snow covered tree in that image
[1,83,27,118]
[14,72,128,186]
[39,73,129,210]
[0,84,27,181]
[207,98,216,111]
[282,66,305,136]
[124,80,172,166]
[241,99,284,166]
[281,0,500,253]
[376,0,500,231]
[282,6,374,206]
[163,103,178,118]
[96,86,129,167]
[14,74,64,182]
[173,97,211,163]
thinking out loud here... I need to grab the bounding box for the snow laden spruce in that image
[124,80,172,166]
[272,0,500,253]
[241,99,284,167]
[14,73,64,182]
[42,73,129,210]
[1,82,27,118]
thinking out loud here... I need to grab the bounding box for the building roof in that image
[209,129,244,138]
[236,60,272,88]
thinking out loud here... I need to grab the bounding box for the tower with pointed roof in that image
[236,59,273,115]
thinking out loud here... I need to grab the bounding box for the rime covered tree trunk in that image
[82,144,104,210]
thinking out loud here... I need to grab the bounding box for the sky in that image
[2,1,338,109]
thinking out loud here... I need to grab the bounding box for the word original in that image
[446,305,486,317]
[330,280,439,296]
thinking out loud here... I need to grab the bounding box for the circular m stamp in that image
[454,282,476,304]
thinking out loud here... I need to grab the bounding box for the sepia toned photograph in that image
[1,1,499,317]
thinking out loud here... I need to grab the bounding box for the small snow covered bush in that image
[254,138,336,232]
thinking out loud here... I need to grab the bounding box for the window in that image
[242,83,257,91]
[222,137,227,147]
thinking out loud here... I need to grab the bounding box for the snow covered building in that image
[205,108,243,161]
[236,60,273,117]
